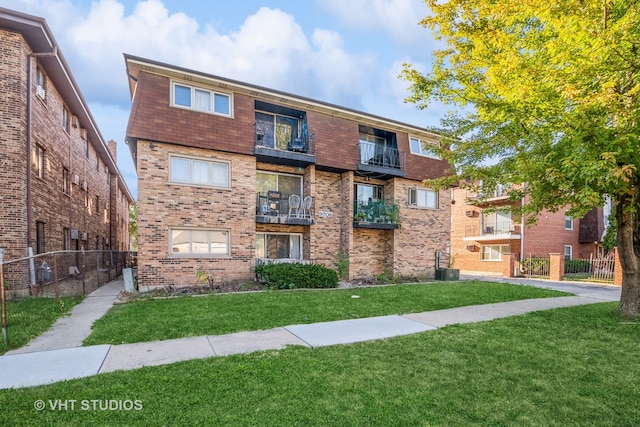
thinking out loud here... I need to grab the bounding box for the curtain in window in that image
[194,89,211,112]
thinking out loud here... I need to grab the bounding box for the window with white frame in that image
[408,187,438,209]
[481,245,510,261]
[62,107,70,132]
[34,144,45,179]
[256,233,302,260]
[172,82,231,116]
[36,67,45,99]
[565,213,573,230]
[564,245,572,260]
[409,136,440,159]
[170,228,230,256]
[169,155,230,188]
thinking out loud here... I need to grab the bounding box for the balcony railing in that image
[254,127,316,166]
[465,221,521,238]
[256,192,314,225]
[353,200,400,229]
[357,141,406,178]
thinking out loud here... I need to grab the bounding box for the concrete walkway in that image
[0,277,621,389]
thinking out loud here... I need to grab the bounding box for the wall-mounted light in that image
[149,142,156,149]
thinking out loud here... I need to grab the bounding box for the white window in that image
[169,155,229,188]
[481,245,510,261]
[564,245,573,260]
[33,144,45,179]
[409,136,440,159]
[172,82,231,116]
[565,214,573,230]
[256,234,302,260]
[36,67,45,99]
[171,228,229,256]
[408,187,438,209]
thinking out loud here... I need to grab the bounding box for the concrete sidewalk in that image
[0,277,621,389]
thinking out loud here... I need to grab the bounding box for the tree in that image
[129,203,138,252]
[402,1,640,317]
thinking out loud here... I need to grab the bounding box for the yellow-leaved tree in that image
[402,0,640,317]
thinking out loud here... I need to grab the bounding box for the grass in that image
[2,302,639,426]
[84,281,568,345]
[0,297,82,354]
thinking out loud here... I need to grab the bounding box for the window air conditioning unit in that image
[82,181,88,191]
[71,115,79,128]
[466,245,476,251]
[81,232,88,241]
[80,128,87,141]
[72,174,80,186]
[36,86,46,99]
[465,210,475,217]
[70,229,78,240]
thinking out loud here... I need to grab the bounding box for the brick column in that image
[614,248,623,286]
[549,253,564,281]
[502,253,516,278]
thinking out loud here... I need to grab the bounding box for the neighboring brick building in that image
[124,55,452,289]
[0,8,133,262]
[451,185,610,276]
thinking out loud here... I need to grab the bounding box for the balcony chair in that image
[300,196,313,218]
[288,194,301,218]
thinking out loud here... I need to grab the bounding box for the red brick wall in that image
[127,71,452,181]
[0,30,29,260]
[0,28,128,261]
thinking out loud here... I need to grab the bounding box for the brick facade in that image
[0,12,133,262]
[451,187,605,275]
[125,55,452,288]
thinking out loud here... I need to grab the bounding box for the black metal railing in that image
[358,141,406,171]
[353,200,400,224]
[255,128,316,156]
[256,192,314,219]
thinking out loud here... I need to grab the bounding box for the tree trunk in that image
[615,193,640,318]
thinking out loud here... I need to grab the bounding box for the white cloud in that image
[319,0,430,46]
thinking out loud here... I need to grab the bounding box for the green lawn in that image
[2,303,638,426]
[0,297,82,354]
[84,281,568,345]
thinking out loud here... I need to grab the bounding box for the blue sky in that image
[5,0,446,199]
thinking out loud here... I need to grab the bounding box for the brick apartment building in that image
[451,185,610,276]
[0,8,133,262]
[124,55,452,289]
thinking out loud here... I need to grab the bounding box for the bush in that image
[565,259,591,274]
[254,263,339,290]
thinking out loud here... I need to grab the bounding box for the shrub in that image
[254,263,339,290]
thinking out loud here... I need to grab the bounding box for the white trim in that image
[408,187,439,209]
[169,227,231,257]
[168,154,230,189]
[255,232,303,260]
[409,136,440,159]
[171,80,232,117]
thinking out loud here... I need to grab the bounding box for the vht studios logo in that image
[34,399,143,411]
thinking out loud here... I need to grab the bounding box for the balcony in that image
[256,192,315,225]
[353,200,400,230]
[254,127,316,167]
[463,221,521,241]
[357,141,406,178]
